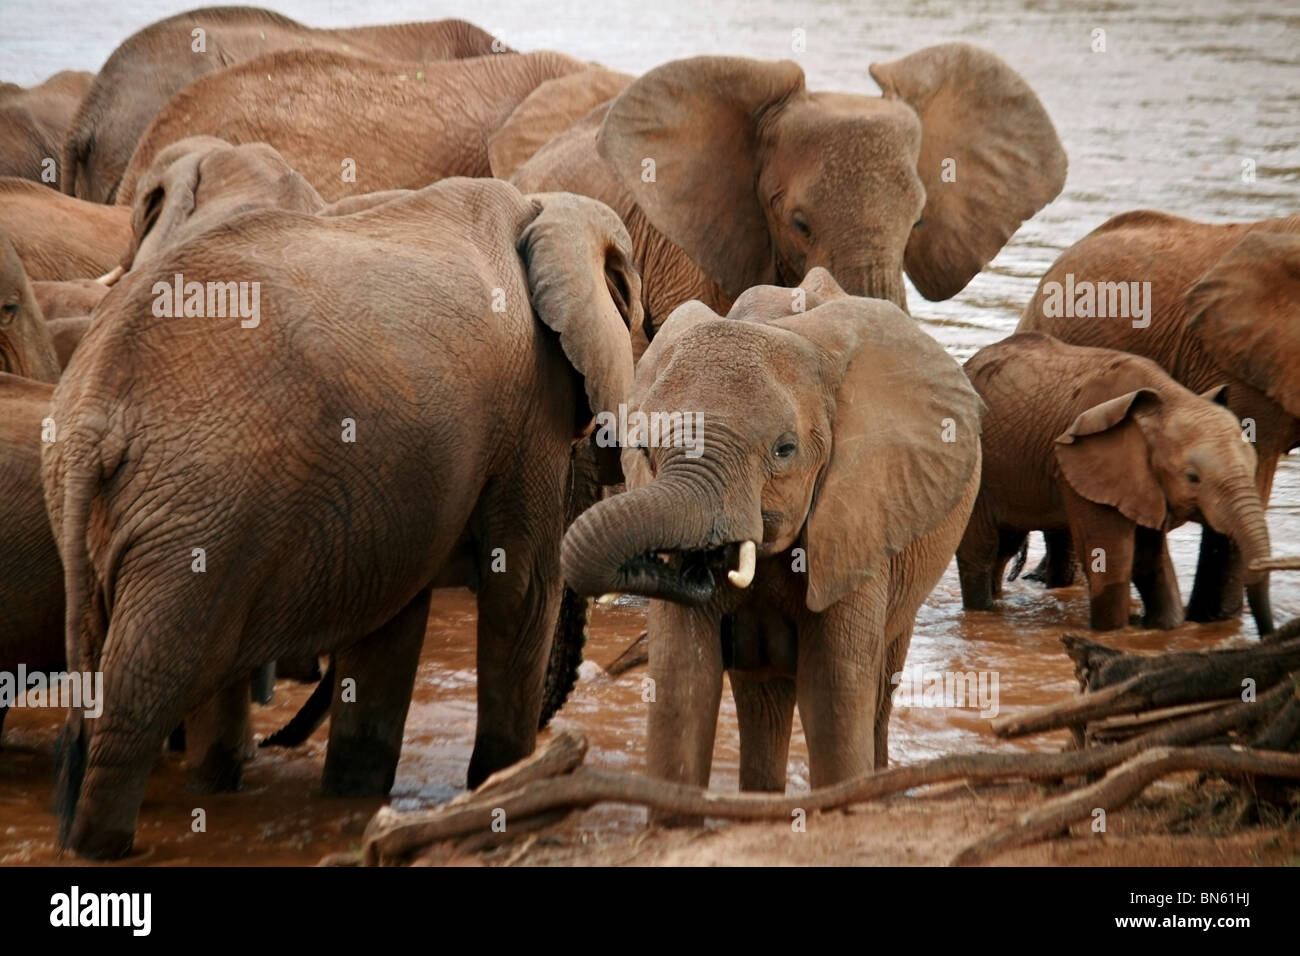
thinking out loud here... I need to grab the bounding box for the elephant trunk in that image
[561,459,759,606]
[1207,476,1274,637]
[843,261,909,313]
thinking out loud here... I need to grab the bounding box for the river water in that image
[1,0,1297,863]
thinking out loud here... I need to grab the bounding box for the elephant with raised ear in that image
[44,179,639,859]
[561,268,982,804]
[1018,213,1300,626]
[958,333,1272,635]
[506,44,1066,347]
[62,8,508,203]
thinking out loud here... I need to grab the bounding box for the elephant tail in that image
[1006,537,1029,582]
[50,443,105,843]
[537,439,605,728]
[261,659,335,748]
[539,588,588,728]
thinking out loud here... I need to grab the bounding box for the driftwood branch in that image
[994,641,1300,738]
[953,745,1300,865]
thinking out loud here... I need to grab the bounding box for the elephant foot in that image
[1184,598,1237,624]
[466,733,531,791]
[322,735,400,797]
[188,745,245,793]
[67,820,135,861]
[1141,606,1186,630]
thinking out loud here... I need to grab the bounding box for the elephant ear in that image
[124,149,202,272]
[518,193,642,432]
[1186,231,1300,420]
[489,68,633,180]
[597,56,807,299]
[773,298,983,612]
[1054,389,1167,529]
[869,43,1067,301]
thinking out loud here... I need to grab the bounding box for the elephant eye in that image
[773,438,798,460]
[0,301,18,326]
[791,212,811,239]
[1186,472,1201,484]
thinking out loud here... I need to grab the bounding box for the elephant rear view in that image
[561,269,983,802]
[43,179,639,859]
[957,332,1272,635]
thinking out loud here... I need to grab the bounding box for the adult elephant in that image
[116,50,589,205]
[0,374,62,744]
[501,45,1067,354]
[45,179,639,858]
[1018,212,1300,624]
[958,333,1272,634]
[0,71,95,183]
[0,179,129,280]
[62,7,507,202]
[561,269,982,803]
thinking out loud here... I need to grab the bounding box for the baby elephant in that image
[562,269,983,800]
[957,333,1272,635]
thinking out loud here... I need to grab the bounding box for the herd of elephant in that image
[0,7,1295,861]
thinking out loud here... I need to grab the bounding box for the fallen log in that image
[994,643,1300,738]
[953,745,1300,865]
[359,679,1294,865]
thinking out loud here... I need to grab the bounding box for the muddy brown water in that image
[2,0,1299,863]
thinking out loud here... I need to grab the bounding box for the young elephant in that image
[1018,212,1300,623]
[45,180,639,858]
[957,333,1272,635]
[561,269,982,800]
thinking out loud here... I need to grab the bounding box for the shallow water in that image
[1,0,1298,863]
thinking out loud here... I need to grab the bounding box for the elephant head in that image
[123,136,325,275]
[1187,230,1300,429]
[596,45,1067,310]
[0,228,60,383]
[561,268,982,612]
[1054,384,1273,634]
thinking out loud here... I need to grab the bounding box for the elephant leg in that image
[991,529,1028,599]
[1043,529,1078,589]
[796,581,888,786]
[730,672,795,792]
[321,585,431,797]
[1132,527,1184,630]
[1186,528,1241,622]
[63,611,200,859]
[873,626,913,769]
[1061,486,1136,631]
[184,678,252,793]
[466,470,569,789]
[956,506,999,610]
[646,599,723,825]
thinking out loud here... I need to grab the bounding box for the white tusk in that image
[596,593,619,606]
[96,265,124,286]
[727,540,757,588]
